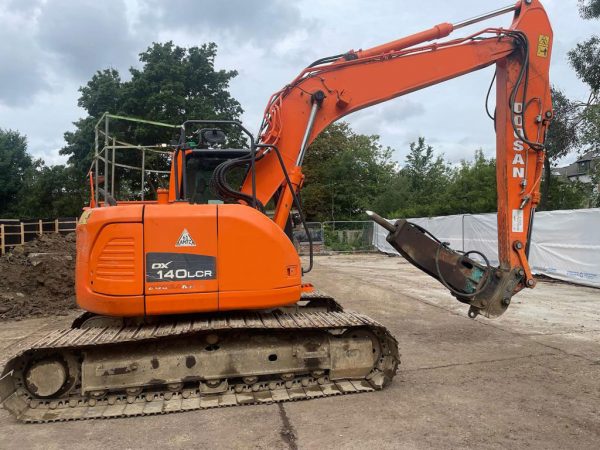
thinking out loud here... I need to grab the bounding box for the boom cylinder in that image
[356,1,522,59]
[453,2,522,30]
[356,23,454,59]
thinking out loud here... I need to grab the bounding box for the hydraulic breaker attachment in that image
[367,211,523,319]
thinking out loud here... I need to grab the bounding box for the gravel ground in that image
[0,253,599,449]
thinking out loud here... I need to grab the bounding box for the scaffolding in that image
[91,112,182,205]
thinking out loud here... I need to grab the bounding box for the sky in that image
[0,0,597,167]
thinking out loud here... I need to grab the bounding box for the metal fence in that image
[294,221,376,254]
[0,218,77,255]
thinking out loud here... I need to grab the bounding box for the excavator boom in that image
[239,0,552,317]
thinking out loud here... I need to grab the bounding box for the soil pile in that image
[0,233,78,320]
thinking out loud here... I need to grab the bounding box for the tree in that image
[539,88,581,210]
[16,165,86,218]
[540,176,591,211]
[444,150,497,215]
[591,162,600,207]
[60,42,243,204]
[390,137,451,218]
[301,123,397,221]
[578,0,600,19]
[0,129,34,216]
[568,0,600,206]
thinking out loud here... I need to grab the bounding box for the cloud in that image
[0,0,598,167]
[141,0,309,44]
[0,3,48,106]
[4,0,43,13]
[36,0,140,80]
[348,98,426,133]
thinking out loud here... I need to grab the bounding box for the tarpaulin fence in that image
[372,208,600,289]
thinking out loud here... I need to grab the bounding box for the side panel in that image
[89,223,144,295]
[144,203,219,314]
[217,204,302,310]
[76,205,145,316]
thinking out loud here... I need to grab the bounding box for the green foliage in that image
[578,0,600,19]
[540,88,581,209]
[323,229,356,252]
[545,88,581,161]
[390,137,451,218]
[0,129,85,218]
[579,103,600,148]
[568,1,599,152]
[17,165,86,218]
[591,161,600,207]
[442,150,497,215]
[303,130,497,221]
[568,36,600,93]
[568,1,600,209]
[301,123,397,221]
[64,42,242,157]
[539,176,591,211]
[0,129,33,216]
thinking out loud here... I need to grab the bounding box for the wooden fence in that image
[0,217,77,255]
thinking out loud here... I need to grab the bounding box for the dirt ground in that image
[1,253,599,449]
[0,233,77,319]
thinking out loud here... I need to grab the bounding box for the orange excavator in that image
[1,0,552,422]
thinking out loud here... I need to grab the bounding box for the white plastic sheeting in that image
[373,208,600,288]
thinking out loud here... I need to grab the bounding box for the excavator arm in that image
[240,0,553,318]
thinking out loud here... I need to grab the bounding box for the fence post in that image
[21,222,25,245]
[0,224,4,255]
[38,219,43,235]
[55,218,60,233]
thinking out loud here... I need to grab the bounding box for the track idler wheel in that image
[23,354,77,399]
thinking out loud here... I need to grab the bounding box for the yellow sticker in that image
[537,35,550,58]
[79,209,93,225]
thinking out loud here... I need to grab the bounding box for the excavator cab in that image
[169,120,259,206]
[182,129,251,205]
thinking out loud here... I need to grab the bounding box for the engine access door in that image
[144,203,218,315]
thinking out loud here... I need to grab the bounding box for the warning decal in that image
[512,209,524,233]
[537,35,550,58]
[175,229,196,247]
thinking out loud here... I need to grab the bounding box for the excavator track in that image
[0,294,399,423]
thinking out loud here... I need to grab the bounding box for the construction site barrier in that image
[372,208,600,289]
[294,221,377,254]
[0,218,77,255]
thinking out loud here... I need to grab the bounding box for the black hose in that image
[485,70,497,122]
[434,245,492,299]
[210,150,266,212]
[507,31,545,151]
[257,144,313,274]
[307,53,346,68]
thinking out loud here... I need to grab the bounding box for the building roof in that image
[554,150,599,179]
